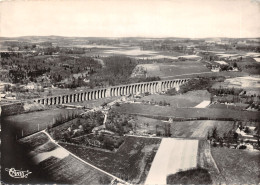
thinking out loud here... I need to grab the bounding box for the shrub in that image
[238,145,246,149]
[167,168,212,184]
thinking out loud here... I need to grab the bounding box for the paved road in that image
[145,138,199,185]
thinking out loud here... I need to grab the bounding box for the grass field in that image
[134,61,210,78]
[162,70,250,80]
[211,147,260,184]
[135,116,234,138]
[212,75,260,91]
[2,109,83,137]
[19,132,50,149]
[137,90,211,108]
[113,103,260,121]
[60,136,161,184]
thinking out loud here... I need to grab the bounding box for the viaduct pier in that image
[34,79,189,105]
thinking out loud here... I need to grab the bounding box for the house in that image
[25,82,37,90]
[0,93,6,98]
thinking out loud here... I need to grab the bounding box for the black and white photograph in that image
[0,0,260,184]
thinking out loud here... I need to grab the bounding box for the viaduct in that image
[34,79,189,105]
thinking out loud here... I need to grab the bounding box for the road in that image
[145,138,199,185]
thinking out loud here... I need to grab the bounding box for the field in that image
[137,90,211,108]
[40,155,113,184]
[113,103,260,121]
[145,138,198,185]
[161,70,251,80]
[2,108,83,137]
[212,75,260,91]
[133,61,211,78]
[211,147,260,184]
[101,46,184,59]
[135,116,234,138]
[60,136,161,184]
[18,132,113,184]
[197,140,223,183]
[209,103,249,111]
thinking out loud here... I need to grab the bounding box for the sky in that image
[0,0,260,38]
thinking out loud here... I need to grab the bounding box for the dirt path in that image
[190,120,213,138]
[145,138,198,185]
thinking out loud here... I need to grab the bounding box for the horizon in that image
[1,35,260,39]
[1,0,260,38]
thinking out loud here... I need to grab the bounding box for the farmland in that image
[209,103,249,111]
[113,103,260,121]
[137,90,211,108]
[60,136,161,184]
[17,132,113,184]
[212,75,260,91]
[145,138,198,185]
[134,116,234,138]
[211,147,260,184]
[1,35,260,184]
[132,61,211,78]
[2,109,82,137]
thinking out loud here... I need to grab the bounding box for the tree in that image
[207,131,211,140]
[47,89,52,96]
[211,126,218,140]
[101,102,108,107]
[156,125,159,134]
[103,137,114,150]
[244,127,250,134]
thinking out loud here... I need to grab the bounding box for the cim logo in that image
[5,168,32,178]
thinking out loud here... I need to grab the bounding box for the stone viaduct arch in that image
[34,78,189,105]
